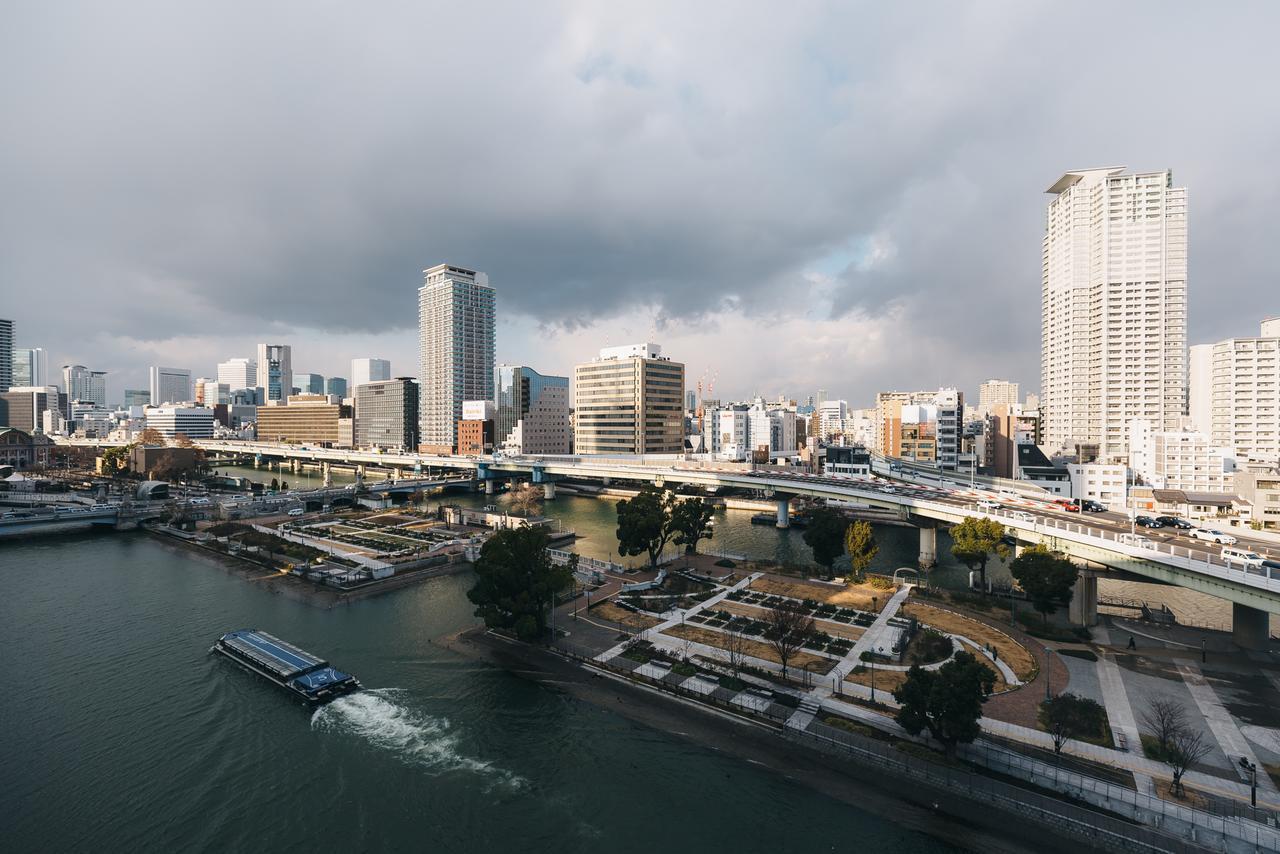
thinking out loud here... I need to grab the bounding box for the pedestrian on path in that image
[1127,635,1136,650]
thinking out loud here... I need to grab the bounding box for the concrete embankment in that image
[439,627,1059,854]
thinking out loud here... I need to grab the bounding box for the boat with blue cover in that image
[211,629,362,704]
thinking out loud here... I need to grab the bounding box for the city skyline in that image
[6,4,1279,405]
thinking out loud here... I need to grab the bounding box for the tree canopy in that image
[893,651,996,756]
[136,427,165,446]
[669,496,715,554]
[1010,545,1077,624]
[949,516,1009,585]
[467,526,571,641]
[803,507,846,578]
[616,488,675,567]
[764,601,816,681]
[844,519,878,583]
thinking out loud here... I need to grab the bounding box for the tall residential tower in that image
[1041,167,1187,462]
[417,264,495,453]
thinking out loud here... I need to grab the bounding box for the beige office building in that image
[255,394,350,446]
[573,343,684,455]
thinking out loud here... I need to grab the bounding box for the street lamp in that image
[1240,756,1258,809]
[1044,646,1052,700]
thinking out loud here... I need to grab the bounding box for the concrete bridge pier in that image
[543,482,556,500]
[918,524,937,569]
[485,480,495,496]
[1233,603,1271,650]
[1069,570,1099,627]
[356,464,366,477]
[322,462,332,488]
[776,498,790,529]
[392,467,402,482]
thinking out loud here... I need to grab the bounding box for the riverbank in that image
[147,525,471,608]
[440,626,1065,854]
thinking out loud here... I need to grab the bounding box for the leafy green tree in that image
[270,477,279,491]
[467,527,572,641]
[893,651,996,757]
[844,520,878,583]
[949,516,1009,586]
[803,507,846,579]
[1010,545,1077,625]
[1039,692,1107,756]
[616,488,674,567]
[669,496,715,554]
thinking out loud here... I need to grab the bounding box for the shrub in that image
[714,558,737,568]
[866,575,895,590]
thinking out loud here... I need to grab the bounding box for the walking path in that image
[1177,662,1279,793]
[845,584,912,664]
[1094,651,1156,794]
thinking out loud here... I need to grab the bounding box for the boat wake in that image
[311,689,525,791]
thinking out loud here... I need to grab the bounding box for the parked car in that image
[1222,547,1266,568]
[1135,516,1163,529]
[1190,528,1237,545]
[1081,500,1107,513]
[1156,516,1194,529]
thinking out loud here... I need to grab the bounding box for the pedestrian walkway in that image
[844,584,912,667]
[1095,651,1155,794]
[1177,662,1279,793]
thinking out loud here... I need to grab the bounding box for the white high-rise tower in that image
[1041,167,1187,462]
[417,264,495,452]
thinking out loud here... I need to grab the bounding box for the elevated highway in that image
[61,439,1280,646]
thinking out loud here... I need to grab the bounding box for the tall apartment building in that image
[817,399,849,440]
[255,344,293,402]
[0,319,11,392]
[63,365,107,409]
[494,365,571,454]
[149,366,191,405]
[418,264,495,453]
[351,358,391,388]
[217,357,257,391]
[1041,167,1188,462]
[978,379,1019,412]
[1190,317,1280,465]
[354,378,419,450]
[574,343,685,455]
[12,347,46,388]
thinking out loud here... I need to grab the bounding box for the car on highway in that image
[1190,528,1237,545]
[975,499,1001,511]
[1080,500,1107,513]
[1053,499,1081,513]
[1261,559,1280,576]
[1135,516,1163,529]
[1222,547,1266,568]
[1117,533,1155,548]
[1011,511,1036,523]
[1155,516,1194,529]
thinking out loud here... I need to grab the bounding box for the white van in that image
[976,499,1001,511]
[287,508,305,517]
[1222,547,1265,568]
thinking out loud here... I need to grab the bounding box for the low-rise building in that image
[254,395,348,445]
[825,445,871,478]
[0,427,52,470]
[494,365,570,454]
[1067,462,1128,509]
[1234,469,1280,531]
[1128,420,1234,492]
[145,406,215,440]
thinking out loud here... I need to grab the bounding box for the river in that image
[210,462,1246,630]
[1,531,973,853]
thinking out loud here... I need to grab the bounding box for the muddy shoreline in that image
[438,626,1066,854]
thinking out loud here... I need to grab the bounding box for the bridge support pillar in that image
[393,467,402,482]
[1069,571,1098,627]
[485,479,495,496]
[602,477,611,487]
[1233,603,1270,651]
[543,482,556,500]
[356,464,366,477]
[322,462,332,488]
[918,525,937,569]
[776,498,790,529]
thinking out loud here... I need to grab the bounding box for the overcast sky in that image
[3,1,1278,405]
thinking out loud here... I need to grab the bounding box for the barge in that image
[211,629,362,704]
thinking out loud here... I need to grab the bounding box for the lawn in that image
[663,623,837,675]
[592,601,662,630]
[900,601,1037,681]
[750,576,894,612]
[844,667,911,693]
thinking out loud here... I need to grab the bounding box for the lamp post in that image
[1240,757,1258,809]
[1044,646,1052,700]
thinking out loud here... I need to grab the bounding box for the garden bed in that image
[900,601,1036,681]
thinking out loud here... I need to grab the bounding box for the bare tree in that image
[1166,727,1212,798]
[506,482,543,516]
[1140,698,1188,756]
[723,628,749,679]
[764,602,815,681]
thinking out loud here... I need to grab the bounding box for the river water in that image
[2,530,970,853]
[211,462,1243,630]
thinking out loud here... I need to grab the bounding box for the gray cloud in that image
[3,1,1279,401]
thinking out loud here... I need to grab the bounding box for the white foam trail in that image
[312,689,525,790]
